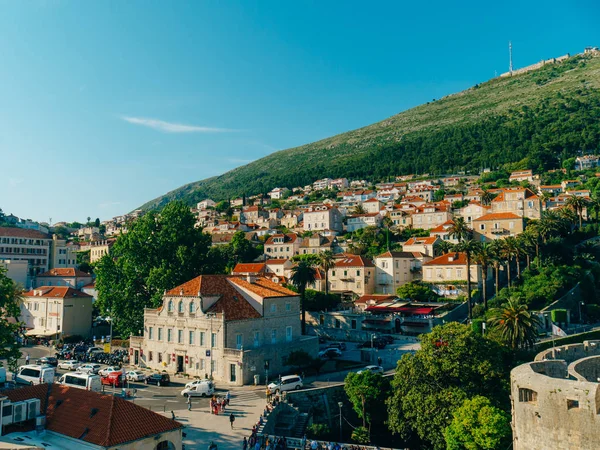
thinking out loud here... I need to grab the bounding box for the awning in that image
[26,329,58,337]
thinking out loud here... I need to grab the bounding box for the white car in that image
[77,364,101,374]
[99,366,120,377]
[357,365,384,375]
[185,379,210,389]
[181,380,215,398]
[57,360,79,370]
[268,375,303,393]
[126,370,145,382]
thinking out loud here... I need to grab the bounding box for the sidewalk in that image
[158,387,265,450]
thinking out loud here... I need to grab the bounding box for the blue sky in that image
[1,1,599,223]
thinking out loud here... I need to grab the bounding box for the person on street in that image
[225,391,231,405]
[243,437,248,450]
[171,411,176,420]
[266,386,271,402]
[25,354,29,365]
[187,395,192,411]
[229,412,235,429]
[301,435,307,450]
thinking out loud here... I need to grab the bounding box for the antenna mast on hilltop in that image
[509,41,514,75]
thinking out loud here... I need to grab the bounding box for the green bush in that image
[351,426,370,444]
[551,309,568,323]
[471,319,485,335]
[306,423,330,440]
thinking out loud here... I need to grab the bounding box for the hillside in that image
[140,52,600,210]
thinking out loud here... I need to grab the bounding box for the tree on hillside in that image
[345,371,390,441]
[444,396,512,450]
[396,282,438,302]
[566,195,589,229]
[488,240,503,297]
[318,251,335,294]
[290,261,317,335]
[387,323,510,450]
[473,243,492,310]
[453,240,480,319]
[488,298,541,350]
[0,268,23,371]
[94,201,213,336]
[353,204,366,215]
[449,217,472,243]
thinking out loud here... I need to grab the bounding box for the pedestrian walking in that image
[25,354,29,365]
[187,395,192,411]
[243,437,248,450]
[266,386,272,402]
[229,412,235,429]
[301,435,306,450]
[225,391,231,405]
[171,411,176,420]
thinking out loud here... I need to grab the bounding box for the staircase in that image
[291,413,309,438]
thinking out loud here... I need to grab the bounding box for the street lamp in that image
[543,313,556,359]
[579,301,585,323]
[338,401,343,442]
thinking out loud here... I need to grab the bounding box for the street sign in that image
[104,343,111,353]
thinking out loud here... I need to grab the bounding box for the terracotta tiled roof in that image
[424,252,469,266]
[355,294,397,305]
[81,281,96,289]
[473,212,523,221]
[23,287,92,299]
[430,220,455,233]
[229,276,298,299]
[264,233,299,245]
[0,227,50,239]
[404,236,438,246]
[363,198,380,203]
[266,259,288,265]
[37,268,91,278]
[334,254,375,268]
[376,251,419,259]
[231,263,266,274]
[2,384,181,447]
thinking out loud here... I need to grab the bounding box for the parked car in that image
[181,380,215,398]
[325,342,347,351]
[57,360,79,370]
[357,365,384,375]
[36,357,58,367]
[378,335,395,345]
[360,339,386,349]
[185,379,213,389]
[126,370,145,382]
[268,375,303,393]
[99,366,120,377]
[101,371,125,387]
[59,372,102,392]
[77,363,101,374]
[144,373,170,386]
[14,365,55,385]
[318,348,342,359]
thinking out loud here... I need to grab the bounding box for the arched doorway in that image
[155,440,176,450]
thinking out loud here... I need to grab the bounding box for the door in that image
[134,350,139,365]
[177,355,184,373]
[230,364,236,383]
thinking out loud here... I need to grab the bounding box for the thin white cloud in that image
[98,201,122,209]
[121,116,237,133]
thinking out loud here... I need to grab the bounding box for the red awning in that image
[365,305,436,315]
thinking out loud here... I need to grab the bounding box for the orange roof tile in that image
[473,212,523,221]
[228,277,298,298]
[2,384,181,447]
[355,294,397,305]
[23,287,92,299]
[37,268,91,278]
[0,227,50,239]
[404,236,438,246]
[231,263,266,274]
[334,254,375,268]
[424,252,469,266]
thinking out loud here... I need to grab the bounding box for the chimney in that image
[247,273,257,284]
[448,254,455,262]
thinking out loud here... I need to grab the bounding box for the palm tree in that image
[382,216,393,250]
[473,243,492,310]
[437,240,454,255]
[540,192,552,210]
[448,217,472,242]
[488,298,541,349]
[538,210,565,243]
[290,260,317,335]
[501,237,517,287]
[353,204,366,215]
[488,240,504,297]
[318,251,336,295]
[453,240,481,319]
[565,195,589,229]
[480,188,495,206]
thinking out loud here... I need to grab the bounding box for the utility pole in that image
[509,41,514,75]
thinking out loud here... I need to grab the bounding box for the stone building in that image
[34,267,93,289]
[511,340,600,450]
[130,275,318,386]
[0,227,51,285]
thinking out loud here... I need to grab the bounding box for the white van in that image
[15,364,55,385]
[181,380,215,398]
[59,372,102,392]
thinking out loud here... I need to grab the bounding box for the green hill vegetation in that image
[140,53,600,210]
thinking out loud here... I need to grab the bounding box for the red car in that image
[101,372,125,387]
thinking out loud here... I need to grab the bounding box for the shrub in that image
[351,426,370,444]
[551,309,568,323]
[306,423,330,440]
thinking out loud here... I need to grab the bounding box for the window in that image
[344,270,348,277]
[446,269,452,278]
[332,270,336,276]
[285,302,291,312]
[158,328,163,341]
[158,353,163,363]
[167,329,173,342]
[456,269,463,279]
[509,221,514,229]
[167,300,174,312]
[200,359,205,370]
[286,326,292,342]
[211,360,217,374]
[148,327,154,340]
[236,334,243,349]
[189,302,196,314]
[254,331,260,347]
[189,331,195,345]
[356,270,361,276]
[518,388,537,404]
[149,351,153,362]
[200,332,205,346]
[319,314,325,325]
[271,329,277,344]
[177,329,183,343]
[351,319,357,330]
[567,399,579,409]
[335,319,341,329]
[479,224,485,230]
[211,332,217,347]
[178,301,184,313]
[270,303,277,313]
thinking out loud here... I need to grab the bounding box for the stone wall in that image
[535,340,600,363]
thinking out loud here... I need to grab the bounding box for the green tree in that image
[95,201,213,336]
[396,282,438,302]
[290,260,317,335]
[488,298,541,349]
[565,195,589,229]
[387,323,510,450]
[453,240,480,319]
[0,268,23,371]
[449,217,472,243]
[353,204,367,215]
[318,251,336,294]
[444,396,512,450]
[94,218,100,227]
[473,243,492,310]
[344,371,390,436]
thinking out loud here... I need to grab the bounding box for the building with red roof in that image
[491,187,541,219]
[132,274,317,386]
[35,267,94,289]
[423,252,490,297]
[264,233,303,259]
[402,236,440,257]
[327,254,375,297]
[473,212,526,241]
